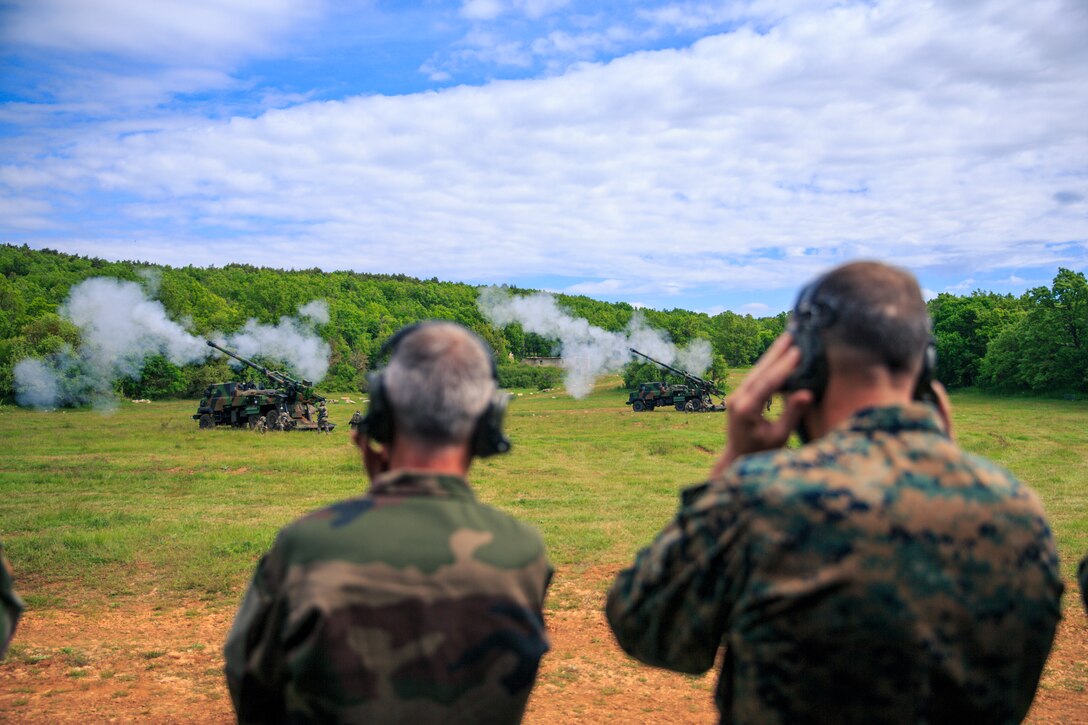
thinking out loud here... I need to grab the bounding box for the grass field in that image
[0,374,1086,722]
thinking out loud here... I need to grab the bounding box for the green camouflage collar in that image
[369,470,477,500]
[839,403,946,437]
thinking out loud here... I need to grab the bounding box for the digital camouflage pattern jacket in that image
[607,404,1062,724]
[225,471,552,724]
[1,541,24,658]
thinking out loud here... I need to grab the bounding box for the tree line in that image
[0,245,1084,401]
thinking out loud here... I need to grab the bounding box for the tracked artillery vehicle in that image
[625,348,727,412]
[193,341,333,431]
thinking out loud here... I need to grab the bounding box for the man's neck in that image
[806,373,915,440]
[386,440,472,478]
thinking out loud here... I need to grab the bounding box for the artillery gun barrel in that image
[628,347,724,397]
[205,340,323,402]
[206,340,269,376]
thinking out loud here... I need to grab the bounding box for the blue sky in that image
[1,0,1086,316]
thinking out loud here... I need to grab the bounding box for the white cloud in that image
[1,0,317,65]
[0,0,322,120]
[564,279,625,295]
[517,0,573,20]
[946,279,977,293]
[740,302,772,314]
[3,0,1087,298]
[461,0,506,21]
[461,0,572,22]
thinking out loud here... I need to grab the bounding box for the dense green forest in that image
[0,244,1085,401]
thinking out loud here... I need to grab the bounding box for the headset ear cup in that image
[362,371,393,444]
[924,338,937,381]
[912,337,938,402]
[473,391,511,458]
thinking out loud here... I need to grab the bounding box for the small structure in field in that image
[523,356,562,368]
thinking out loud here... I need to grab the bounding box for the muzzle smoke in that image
[14,277,330,409]
[477,287,712,398]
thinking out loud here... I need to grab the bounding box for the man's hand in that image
[710,333,814,479]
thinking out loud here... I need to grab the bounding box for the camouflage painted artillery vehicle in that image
[625,348,726,413]
[626,381,708,412]
[193,341,334,431]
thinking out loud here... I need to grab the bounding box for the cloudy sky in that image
[1,0,1085,314]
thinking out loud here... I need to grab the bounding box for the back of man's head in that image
[818,261,930,373]
[384,323,495,447]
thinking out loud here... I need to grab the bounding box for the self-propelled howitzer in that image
[626,347,726,412]
[194,341,333,431]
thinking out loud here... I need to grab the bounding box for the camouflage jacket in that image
[607,404,1062,724]
[1,541,24,659]
[224,470,552,724]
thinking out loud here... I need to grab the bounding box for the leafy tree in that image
[120,355,187,399]
[979,269,1088,393]
[928,292,1023,387]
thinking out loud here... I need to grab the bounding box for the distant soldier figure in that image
[607,262,1062,724]
[254,415,267,434]
[1,542,24,658]
[316,401,330,434]
[348,409,364,430]
[276,410,292,432]
[1080,552,1088,615]
[225,322,551,723]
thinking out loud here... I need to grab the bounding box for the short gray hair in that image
[384,323,496,446]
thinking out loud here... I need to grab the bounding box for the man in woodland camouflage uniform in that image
[254,415,267,434]
[225,322,551,723]
[317,401,331,434]
[1,542,23,658]
[607,262,1063,723]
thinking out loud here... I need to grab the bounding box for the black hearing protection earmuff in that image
[357,322,512,458]
[781,273,937,405]
[781,277,837,403]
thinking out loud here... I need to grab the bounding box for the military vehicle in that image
[193,341,333,431]
[625,348,726,412]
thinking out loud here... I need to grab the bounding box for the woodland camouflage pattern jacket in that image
[225,471,552,724]
[607,404,1063,724]
[0,541,23,659]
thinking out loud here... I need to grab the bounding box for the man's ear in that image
[360,434,391,479]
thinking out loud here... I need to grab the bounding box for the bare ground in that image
[1,570,1084,724]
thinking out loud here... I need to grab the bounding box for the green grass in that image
[0,374,1086,608]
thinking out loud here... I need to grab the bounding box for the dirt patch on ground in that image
[1,570,1084,723]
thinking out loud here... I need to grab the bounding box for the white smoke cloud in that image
[13,358,61,408]
[218,307,330,383]
[13,276,330,408]
[62,277,209,376]
[478,286,713,398]
[297,299,330,325]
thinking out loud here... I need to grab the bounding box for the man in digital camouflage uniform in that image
[225,322,552,723]
[607,262,1063,723]
[1,542,24,658]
